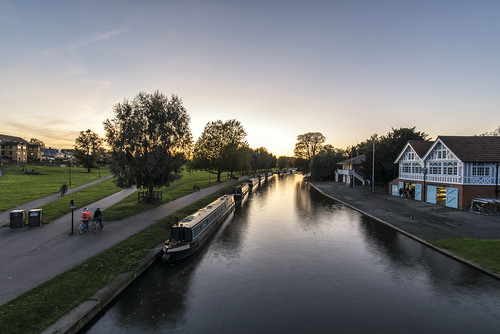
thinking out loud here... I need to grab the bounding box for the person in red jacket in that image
[81,208,91,230]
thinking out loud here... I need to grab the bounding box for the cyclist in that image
[81,208,91,231]
[93,207,103,230]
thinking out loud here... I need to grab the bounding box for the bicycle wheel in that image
[92,221,97,234]
[99,220,104,231]
[78,223,85,235]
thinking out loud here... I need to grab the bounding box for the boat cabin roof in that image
[174,195,233,229]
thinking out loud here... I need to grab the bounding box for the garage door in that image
[427,185,437,204]
[414,184,422,201]
[446,187,458,209]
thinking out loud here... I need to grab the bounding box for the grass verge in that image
[0,184,235,334]
[431,238,500,274]
[104,170,223,221]
[0,165,111,212]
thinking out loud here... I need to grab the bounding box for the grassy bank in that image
[104,170,222,221]
[431,238,500,274]
[0,183,235,334]
[0,165,111,212]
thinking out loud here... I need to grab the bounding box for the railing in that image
[399,173,498,185]
[336,169,366,185]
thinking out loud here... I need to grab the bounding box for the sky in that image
[1,0,499,157]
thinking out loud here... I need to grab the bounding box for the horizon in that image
[1,1,499,157]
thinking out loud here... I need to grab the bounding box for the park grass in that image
[104,169,220,221]
[0,165,111,212]
[431,238,500,274]
[38,178,121,224]
[0,184,234,334]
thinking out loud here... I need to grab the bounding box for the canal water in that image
[85,175,500,334]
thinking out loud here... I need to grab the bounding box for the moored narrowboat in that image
[162,194,235,263]
[233,183,250,200]
[246,177,259,189]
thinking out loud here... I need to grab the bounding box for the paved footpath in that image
[0,178,239,306]
[310,181,500,241]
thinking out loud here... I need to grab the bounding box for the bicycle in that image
[78,219,90,235]
[91,217,104,233]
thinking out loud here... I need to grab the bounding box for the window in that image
[430,162,441,175]
[403,163,411,173]
[472,163,489,176]
[443,162,457,175]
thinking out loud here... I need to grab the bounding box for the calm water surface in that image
[85,175,500,334]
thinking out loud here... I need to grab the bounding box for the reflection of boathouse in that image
[392,136,500,211]
[335,154,367,186]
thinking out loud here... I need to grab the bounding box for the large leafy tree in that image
[310,147,346,181]
[294,132,325,173]
[358,127,429,185]
[74,129,103,172]
[250,147,277,172]
[104,91,192,199]
[192,119,248,182]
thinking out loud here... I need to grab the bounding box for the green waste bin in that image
[28,209,43,227]
[10,210,26,228]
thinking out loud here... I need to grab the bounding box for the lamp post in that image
[371,135,376,193]
[68,161,72,187]
[350,146,353,188]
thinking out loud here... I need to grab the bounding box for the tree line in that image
[43,90,498,195]
[67,91,282,200]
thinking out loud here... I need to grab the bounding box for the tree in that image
[479,126,500,136]
[29,138,45,149]
[358,127,429,186]
[192,119,247,182]
[310,148,346,181]
[277,156,294,170]
[104,91,192,200]
[74,129,103,172]
[250,147,277,172]
[294,132,325,173]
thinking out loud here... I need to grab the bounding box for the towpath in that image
[0,178,239,306]
[309,181,500,241]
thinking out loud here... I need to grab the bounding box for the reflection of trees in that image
[294,177,343,230]
[358,215,496,296]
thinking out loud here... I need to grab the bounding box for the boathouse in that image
[392,136,500,210]
[336,154,367,186]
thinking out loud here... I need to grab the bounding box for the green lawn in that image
[0,165,111,212]
[38,178,121,224]
[431,238,500,274]
[104,169,220,220]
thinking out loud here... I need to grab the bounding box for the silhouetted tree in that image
[294,132,325,173]
[192,119,248,182]
[310,148,346,181]
[104,91,192,200]
[74,129,103,172]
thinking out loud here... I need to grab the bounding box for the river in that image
[84,174,500,333]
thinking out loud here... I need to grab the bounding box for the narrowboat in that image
[233,183,250,200]
[246,177,259,189]
[162,194,235,263]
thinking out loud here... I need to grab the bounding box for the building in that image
[392,136,500,210]
[0,134,29,164]
[336,154,367,186]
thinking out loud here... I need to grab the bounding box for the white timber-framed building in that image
[392,136,500,210]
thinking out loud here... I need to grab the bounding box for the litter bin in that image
[28,209,43,227]
[10,210,26,228]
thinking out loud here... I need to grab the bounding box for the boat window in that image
[171,227,179,241]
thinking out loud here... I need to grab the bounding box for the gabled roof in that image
[337,154,366,165]
[394,140,432,163]
[431,136,500,162]
[0,134,28,144]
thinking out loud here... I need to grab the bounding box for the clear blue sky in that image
[1,0,499,156]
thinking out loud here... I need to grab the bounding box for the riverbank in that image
[309,181,500,279]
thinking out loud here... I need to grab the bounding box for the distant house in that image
[392,136,500,210]
[0,134,29,164]
[41,147,64,162]
[336,154,367,186]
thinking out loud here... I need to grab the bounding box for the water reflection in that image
[85,175,500,334]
